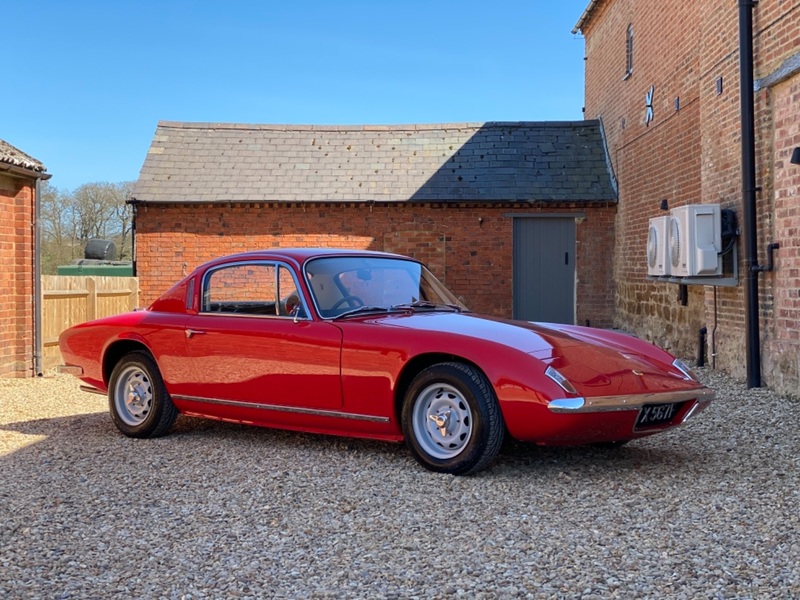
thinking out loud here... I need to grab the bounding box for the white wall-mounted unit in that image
[647,216,671,276]
[669,204,722,277]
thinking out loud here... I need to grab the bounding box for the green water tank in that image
[56,262,133,277]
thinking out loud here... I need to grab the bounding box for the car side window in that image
[277,265,307,319]
[202,263,279,315]
[201,262,309,318]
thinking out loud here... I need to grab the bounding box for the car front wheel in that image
[108,351,178,438]
[402,362,504,475]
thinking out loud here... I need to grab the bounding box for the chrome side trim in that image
[79,385,106,396]
[172,395,391,423]
[547,387,714,414]
[193,311,309,321]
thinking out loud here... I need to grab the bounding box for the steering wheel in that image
[282,293,300,315]
[331,295,365,311]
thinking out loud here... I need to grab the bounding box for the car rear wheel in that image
[108,351,178,438]
[402,362,504,475]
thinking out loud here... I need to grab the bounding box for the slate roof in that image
[132,121,617,204]
[0,139,47,173]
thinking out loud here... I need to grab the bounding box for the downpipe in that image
[33,174,51,377]
[34,178,43,376]
[128,198,138,276]
[739,0,761,388]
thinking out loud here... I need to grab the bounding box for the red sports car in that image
[60,249,713,475]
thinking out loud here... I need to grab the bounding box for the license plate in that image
[634,402,681,429]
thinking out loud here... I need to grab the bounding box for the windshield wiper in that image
[331,306,398,320]
[391,300,463,313]
[333,301,465,320]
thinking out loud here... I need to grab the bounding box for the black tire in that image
[108,351,178,438]
[401,362,504,475]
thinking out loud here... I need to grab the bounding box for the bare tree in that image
[39,182,80,273]
[73,182,116,241]
[110,182,134,260]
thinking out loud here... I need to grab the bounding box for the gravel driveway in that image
[1,368,798,599]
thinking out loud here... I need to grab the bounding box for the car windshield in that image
[304,256,467,319]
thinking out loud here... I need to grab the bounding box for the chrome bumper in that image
[547,387,715,414]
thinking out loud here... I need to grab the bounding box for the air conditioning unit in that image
[669,204,722,277]
[647,216,671,276]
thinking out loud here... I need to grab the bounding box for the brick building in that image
[574,0,800,393]
[0,139,49,377]
[131,121,617,325]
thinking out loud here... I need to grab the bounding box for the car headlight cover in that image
[672,358,700,382]
[545,366,577,394]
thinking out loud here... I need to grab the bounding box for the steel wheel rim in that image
[113,365,153,426]
[411,383,473,460]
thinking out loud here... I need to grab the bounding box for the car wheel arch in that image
[103,340,154,386]
[394,353,490,426]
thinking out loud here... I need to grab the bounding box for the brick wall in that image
[582,0,800,393]
[582,0,704,355]
[696,0,755,377]
[0,174,35,377]
[135,203,616,326]
[764,75,800,390]
[614,99,706,354]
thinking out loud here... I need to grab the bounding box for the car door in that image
[183,260,343,409]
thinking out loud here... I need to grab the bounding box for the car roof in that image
[203,247,411,268]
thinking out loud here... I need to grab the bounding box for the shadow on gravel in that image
[169,417,695,478]
[0,409,693,481]
[0,411,409,472]
[492,439,692,479]
[0,412,108,437]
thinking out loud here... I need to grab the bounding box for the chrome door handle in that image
[186,329,206,339]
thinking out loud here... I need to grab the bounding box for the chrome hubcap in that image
[429,410,452,436]
[114,366,153,426]
[412,383,473,460]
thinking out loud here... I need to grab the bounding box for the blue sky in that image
[3,1,589,191]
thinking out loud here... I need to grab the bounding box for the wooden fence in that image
[42,276,139,370]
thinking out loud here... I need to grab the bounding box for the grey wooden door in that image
[513,218,576,323]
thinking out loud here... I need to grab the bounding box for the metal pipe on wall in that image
[128,199,138,277]
[34,177,43,376]
[33,172,53,376]
[739,0,761,388]
[34,173,53,375]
